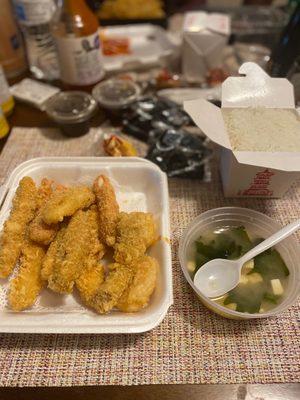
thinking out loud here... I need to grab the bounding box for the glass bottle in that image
[52,0,104,90]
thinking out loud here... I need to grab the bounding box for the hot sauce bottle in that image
[52,0,104,91]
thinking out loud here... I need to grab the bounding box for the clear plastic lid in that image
[45,91,97,123]
[92,78,141,109]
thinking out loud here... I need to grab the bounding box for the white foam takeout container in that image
[184,62,300,198]
[100,24,176,72]
[0,157,173,334]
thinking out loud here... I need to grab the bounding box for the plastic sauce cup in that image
[92,78,141,110]
[179,207,300,319]
[45,91,97,137]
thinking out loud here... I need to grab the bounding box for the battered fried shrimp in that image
[114,212,157,265]
[90,263,133,314]
[76,263,105,305]
[8,239,45,311]
[42,186,95,225]
[116,256,158,312]
[40,227,66,281]
[48,206,103,294]
[0,177,37,279]
[93,175,119,246]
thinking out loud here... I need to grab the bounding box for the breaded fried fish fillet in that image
[117,256,158,312]
[114,212,157,265]
[8,239,46,311]
[28,180,64,246]
[40,226,66,282]
[93,175,119,246]
[47,206,104,293]
[42,186,95,224]
[90,263,133,314]
[0,177,37,278]
[76,263,105,305]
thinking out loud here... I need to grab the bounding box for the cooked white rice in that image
[222,107,300,152]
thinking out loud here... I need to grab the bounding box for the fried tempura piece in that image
[36,178,54,208]
[42,186,95,225]
[29,213,59,246]
[103,135,138,157]
[40,227,66,281]
[117,256,158,312]
[28,180,64,246]
[76,263,105,305]
[93,175,119,246]
[114,212,157,265]
[48,206,104,293]
[0,177,37,279]
[90,263,133,314]
[8,239,45,311]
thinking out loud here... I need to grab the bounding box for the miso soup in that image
[188,226,289,314]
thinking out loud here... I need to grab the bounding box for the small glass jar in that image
[45,91,97,137]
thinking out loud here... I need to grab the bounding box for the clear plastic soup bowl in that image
[179,207,300,320]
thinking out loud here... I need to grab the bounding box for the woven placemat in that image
[0,127,299,387]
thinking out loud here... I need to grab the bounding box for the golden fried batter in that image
[48,206,104,294]
[114,212,157,265]
[103,135,138,157]
[76,263,105,305]
[8,239,45,311]
[42,186,95,224]
[40,227,66,282]
[93,175,119,246]
[0,177,37,278]
[36,178,54,208]
[117,256,158,312]
[28,181,64,246]
[90,263,133,314]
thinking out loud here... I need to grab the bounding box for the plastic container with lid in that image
[45,91,97,137]
[92,78,141,110]
[179,207,300,320]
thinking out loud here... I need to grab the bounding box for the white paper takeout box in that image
[184,62,300,198]
[182,12,230,82]
[0,157,172,334]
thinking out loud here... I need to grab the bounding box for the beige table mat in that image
[0,127,299,387]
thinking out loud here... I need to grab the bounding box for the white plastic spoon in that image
[193,219,300,298]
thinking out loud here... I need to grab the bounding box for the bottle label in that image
[55,33,104,86]
[13,0,56,26]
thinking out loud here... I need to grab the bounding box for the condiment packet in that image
[10,78,61,110]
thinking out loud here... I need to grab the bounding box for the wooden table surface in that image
[0,100,299,399]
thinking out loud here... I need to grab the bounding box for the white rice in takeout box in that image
[184,62,300,198]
